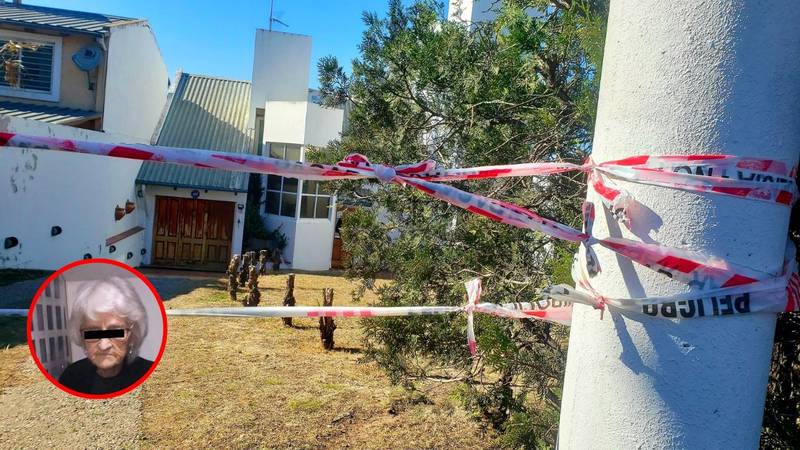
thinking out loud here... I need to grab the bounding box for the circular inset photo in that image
[26,259,167,399]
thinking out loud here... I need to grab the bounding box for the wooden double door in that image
[152,196,234,270]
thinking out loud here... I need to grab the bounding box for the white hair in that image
[67,276,149,364]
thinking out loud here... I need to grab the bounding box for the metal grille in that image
[0,39,54,92]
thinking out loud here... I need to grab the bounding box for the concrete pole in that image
[558,2,800,449]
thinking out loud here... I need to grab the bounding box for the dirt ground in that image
[0,270,499,449]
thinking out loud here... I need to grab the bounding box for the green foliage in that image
[243,173,267,242]
[761,313,800,448]
[547,244,578,287]
[316,1,607,447]
[313,2,799,447]
[762,206,800,447]
[339,208,391,299]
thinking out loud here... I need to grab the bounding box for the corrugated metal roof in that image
[0,3,137,36]
[136,72,254,192]
[0,99,99,124]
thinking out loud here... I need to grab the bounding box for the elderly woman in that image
[58,276,153,395]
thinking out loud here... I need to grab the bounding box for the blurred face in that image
[81,312,131,377]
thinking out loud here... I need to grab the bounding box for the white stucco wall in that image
[139,185,246,265]
[250,30,312,129]
[304,102,344,148]
[103,23,168,142]
[0,116,147,270]
[292,218,336,271]
[264,101,308,145]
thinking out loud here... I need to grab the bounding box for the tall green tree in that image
[316,1,607,446]
[316,2,800,448]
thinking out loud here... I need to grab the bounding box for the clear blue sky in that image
[29,1,418,87]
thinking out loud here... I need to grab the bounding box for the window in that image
[266,175,298,217]
[270,142,301,161]
[0,30,61,102]
[265,143,302,218]
[300,180,332,219]
[254,108,265,155]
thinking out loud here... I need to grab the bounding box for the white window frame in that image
[0,29,61,102]
[299,180,332,220]
[264,143,302,218]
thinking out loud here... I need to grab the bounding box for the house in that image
[249,30,346,271]
[0,1,167,139]
[137,30,346,272]
[0,1,168,270]
[136,72,252,271]
[0,4,347,272]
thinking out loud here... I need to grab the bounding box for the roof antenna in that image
[268,0,288,31]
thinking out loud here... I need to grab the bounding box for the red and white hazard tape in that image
[2,272,793,356]
[1,132,794,285]
[1,132,798,355]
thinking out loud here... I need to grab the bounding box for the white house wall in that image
[250,29,343,272]
[140,185,246,265]
[292,218,336,271]
[448,0,498,23]
[448,0,541,25]
[103,23,168,142]
[304,102,344,147]
[250,30,312,129]
[0,116,147,270]
[263,101,308,145]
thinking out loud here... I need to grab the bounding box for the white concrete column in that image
[558,2,800,449]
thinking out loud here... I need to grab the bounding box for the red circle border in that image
[26,258,168,400]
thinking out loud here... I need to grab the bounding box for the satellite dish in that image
[72,44,103,71]
[72,44,104,90]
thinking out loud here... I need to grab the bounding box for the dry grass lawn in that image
[0,271,500,449]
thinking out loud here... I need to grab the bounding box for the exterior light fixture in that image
[237,203,245,210]
[50,226,63,236]
[126,252,133,260]
[4,237,18,249]
[140,248,147,255]
[108,245,116,253]
[136,188,143,198]
[83,253,92,259]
